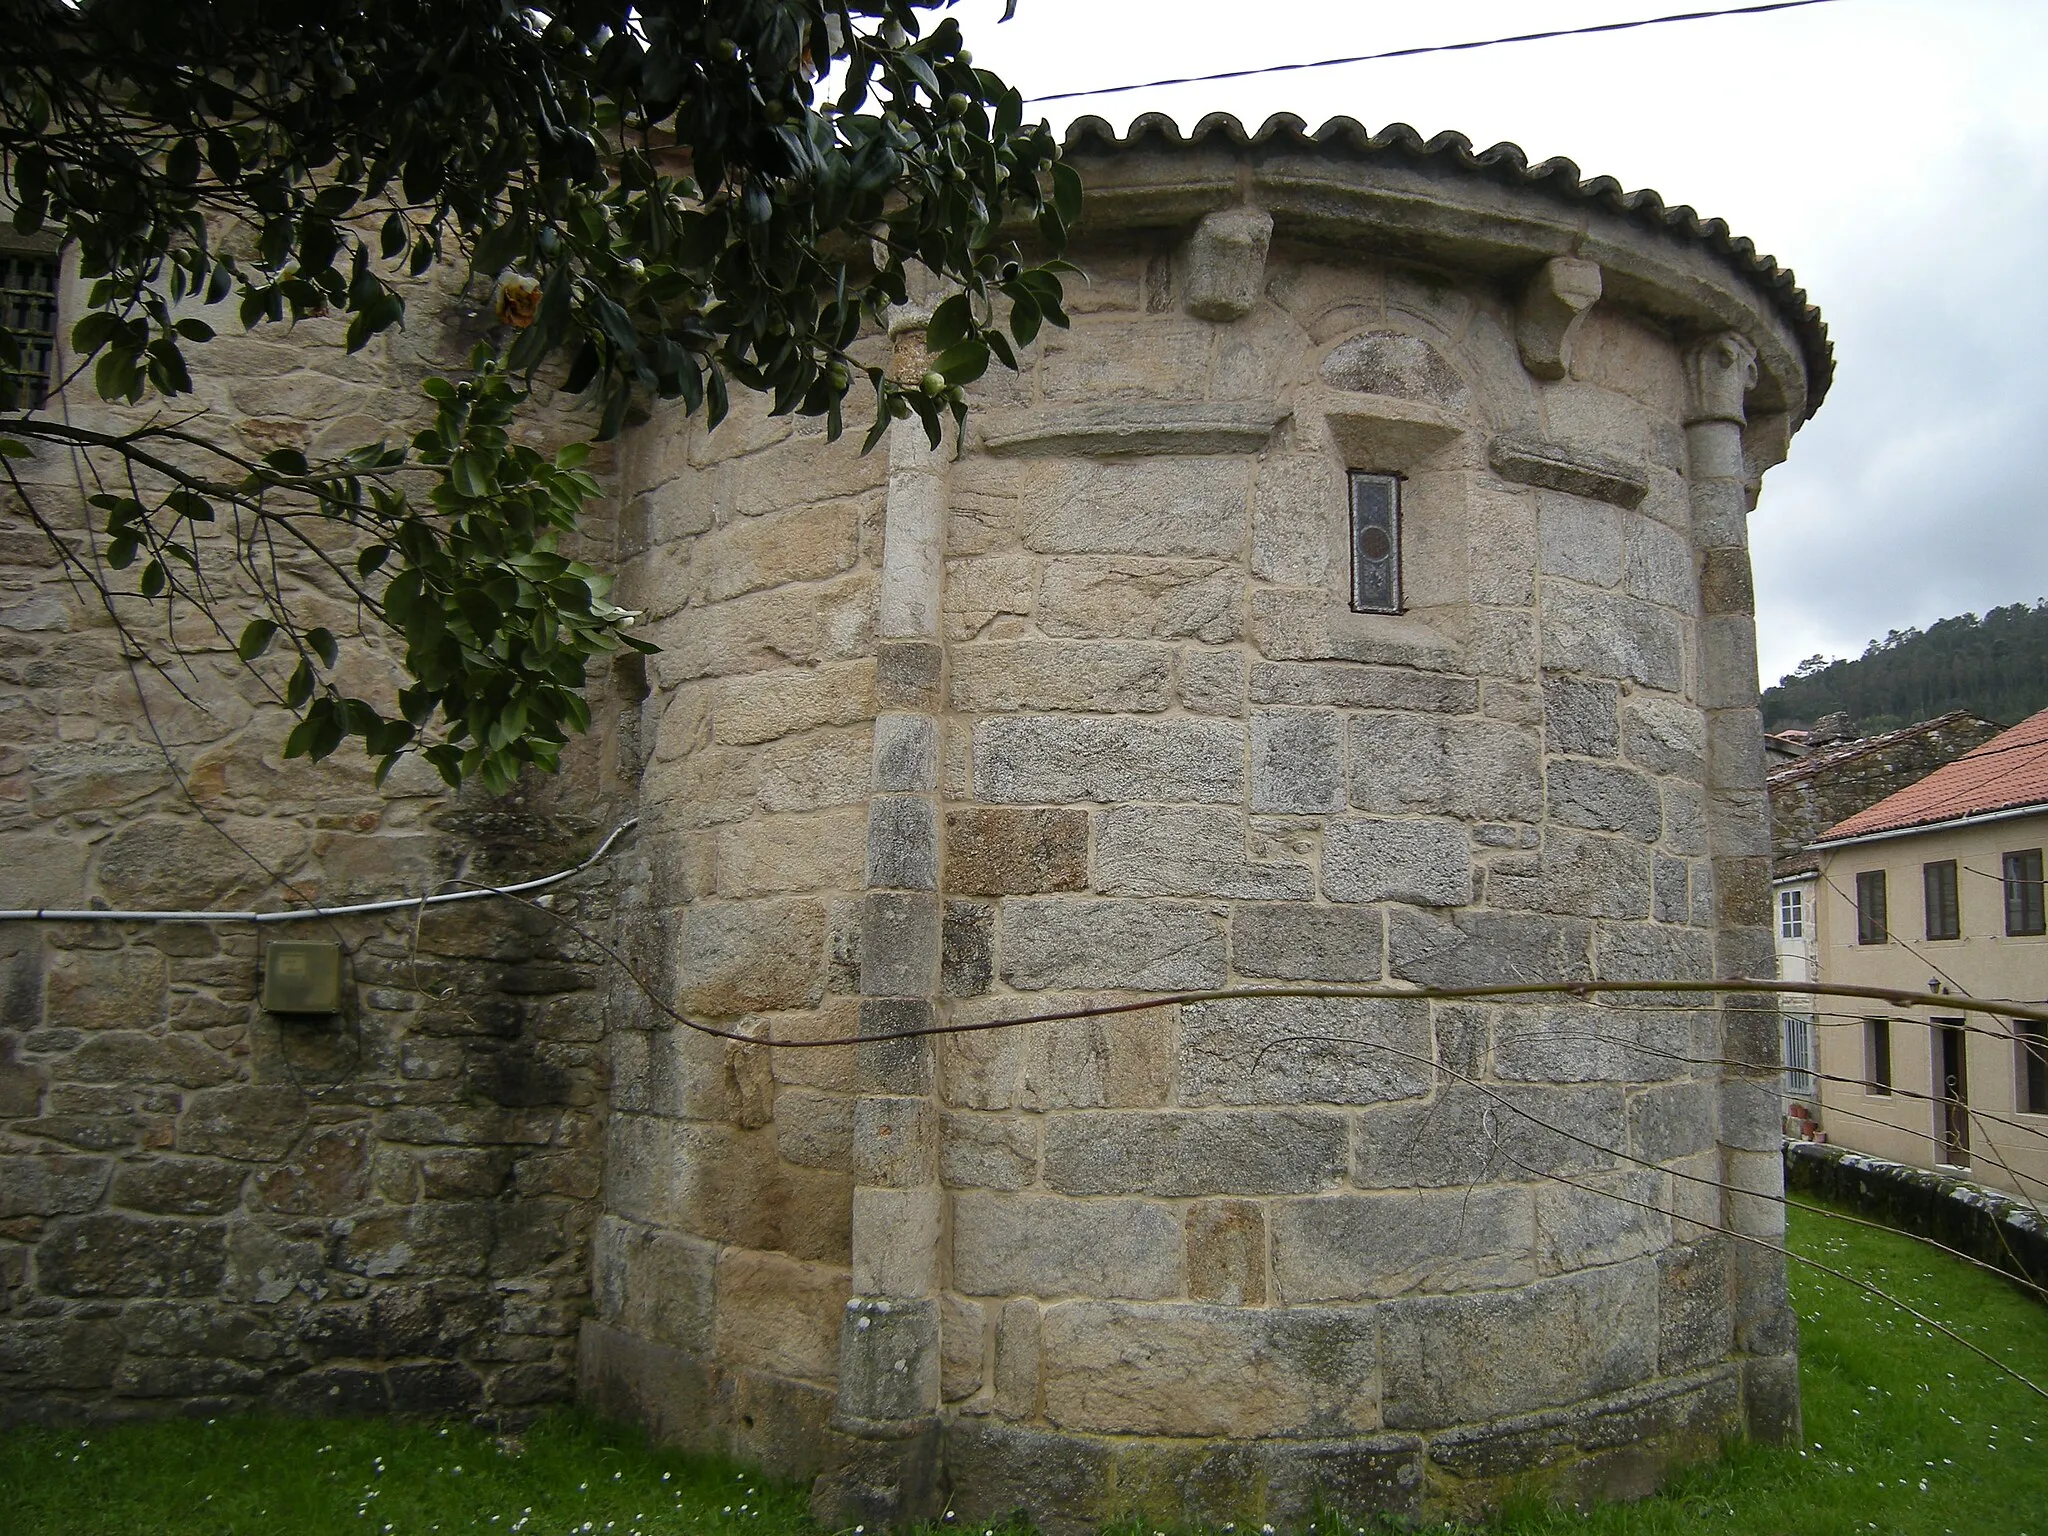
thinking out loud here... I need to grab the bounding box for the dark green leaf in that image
[237,618,278,660]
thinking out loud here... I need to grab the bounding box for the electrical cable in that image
[1023,0,1848,104]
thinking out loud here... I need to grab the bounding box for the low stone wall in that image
[1784,1141,2048,1294]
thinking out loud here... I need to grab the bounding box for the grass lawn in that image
[4,1201,2044,1536]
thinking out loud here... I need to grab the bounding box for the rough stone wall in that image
[577,369,891,1472]
[1,254,621,1423]
[1765,712,2003,876]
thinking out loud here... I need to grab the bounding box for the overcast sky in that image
[950,0,2048,685]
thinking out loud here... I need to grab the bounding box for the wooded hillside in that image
[1762,601,2048,731]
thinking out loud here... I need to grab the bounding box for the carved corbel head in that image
[1683,331,1760,426]
[1515,256,1602,380]
[1184,207,1274,322]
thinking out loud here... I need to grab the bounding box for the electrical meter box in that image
[261,940,343,1014]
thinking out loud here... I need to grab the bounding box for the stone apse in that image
[578,114,1832,1527]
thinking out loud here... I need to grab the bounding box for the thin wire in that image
[1024,0,1846,104]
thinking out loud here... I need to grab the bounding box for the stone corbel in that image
[1184,207,1273,322]
[1515,256,1602,380]
[1683,331,1760,426]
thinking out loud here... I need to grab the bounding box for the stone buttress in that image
[578,114,1831,1528]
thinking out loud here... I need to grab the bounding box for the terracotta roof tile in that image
[1817,708,2048,842]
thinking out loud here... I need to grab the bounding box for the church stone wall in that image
[579,122,1821,1531]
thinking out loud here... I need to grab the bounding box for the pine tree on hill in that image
[1761,601,2048,732]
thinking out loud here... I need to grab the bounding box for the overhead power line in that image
[1024,0,1846,104]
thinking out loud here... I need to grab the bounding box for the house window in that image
[1856,869,1888,945]
[1348,471,1401,614]
[0,251,59,410]
[2018,1021,2048,1116]
[1923,859,1960,941]
[1778,888,1804,939]
[1783,1013,1816,1098]
[1865,1017,1892,1096]
[2004,849,2045,936]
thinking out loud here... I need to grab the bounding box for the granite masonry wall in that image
[577,121,1827,1529]
[0,253,627,1423]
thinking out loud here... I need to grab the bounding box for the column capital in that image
[1683,331,1760,426]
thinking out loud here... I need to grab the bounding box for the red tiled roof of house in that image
[1817,708,2048,843]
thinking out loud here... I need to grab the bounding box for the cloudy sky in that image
[950,0,2048,685]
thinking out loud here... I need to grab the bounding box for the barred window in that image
[1865,1017,1892,1096]
[1923,859,1960,941]
[1347,470,1401,615]
[0,251,59,410]
[2018,1020,2048,1116]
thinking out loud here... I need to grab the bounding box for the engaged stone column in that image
[1682,330,1799,1445]
[820,311,948,1524]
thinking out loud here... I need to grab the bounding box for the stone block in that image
[1620,695,1705,778]
[1657,1236,1733,1375]
[176,1084,307,1162]
[1537,492,1624,587]
[1380,1261,1658,1428]
[715,808,867,896]
[1024,459,1250,560]
[1541,586,1684,693]
[1230,902,1383,982]
[1249,709,1344,813]
[993,1298,1041,1420]
[1536,1170,1671,1272]
[944,807,1089,895]
[252,1123,370,1216]
[1323,817,1471,906]
[1547,760,1661,842]
[941,899,994,997]
[1544,674,1619,758]
[1270,1187,1536,1301]
[677,898,827,1015]
[1699,616,1759,711]
[691,499,861,605]
[716,1247,850,1384]
[940,1111,1038,1191]
[1184,207,1273,321]
[941,1292,986,1403]
[949,640,1174,715]
[0,1153,111,1217]
[107,1156,245,1215]
[852,1096,938,1188]
[876,640,943,712]
[851,1185,944,1296]
[860,891,940,997]
[1043,1109,1346,1197]
[1352,1083,1626,1188]
[1532,829,1652,920]
[0,1317,123,1391]
[1627,1079,1717,1165]
[337,1202,493,1280]
[1185,1198,1266,1305]
[1039,1301,1378,1438]
[37,1212,228,1297]
[1020,1010,1173,1110]
[1490,1000,1691,1083]
[998,898,1225,992]
[1626,520,1697,610]
[974,715,1246,805]
[1037,558,1242,644]
[1388,909,1593,986]
[777,1087,856,1170]
[1348,714,1541,822]
[1179,648,1247,715]
[858,999,935,1097]
[592,1216,718,1355]
[1323,330,1468,408]
[1248,661,1478,714]
[711,660,875,746]
[1093,805,1314,900]
[873,713,938,792]
[867,796,939,891]
[837,1296,941,1421]
[1251,455,1339,587]
[952,1191,1183,1299]
[1741,1352,1803,1447]
[41,946,167,1031]
[1697,545,1754,616]
[1179,996,1432,1106]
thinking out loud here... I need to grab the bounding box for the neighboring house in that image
[1805,708,2048,1202]
[1765,710,2002,1115]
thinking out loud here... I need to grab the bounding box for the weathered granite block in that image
[1042,1109,1347,1197]
[837,1296,939,1421]
[866,796,938,890]
[944,807,1089,895]
[1352,1084,1626,1188]
[1544,674,1619,758]
[1185,1199,1266,1305]
[1230,902,1384,982]
[1094,805,1314,900]
[998,898,1226,992]
[1250,710,1344,813]
[1271,1187,1536,1301]
[1348,714,1541,822]
[1323,818,1472,906]
[1547,760,1661,842]
[1179,996,1433,1106]
[975,716,1246,805]
[952,1191,1184,1300]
